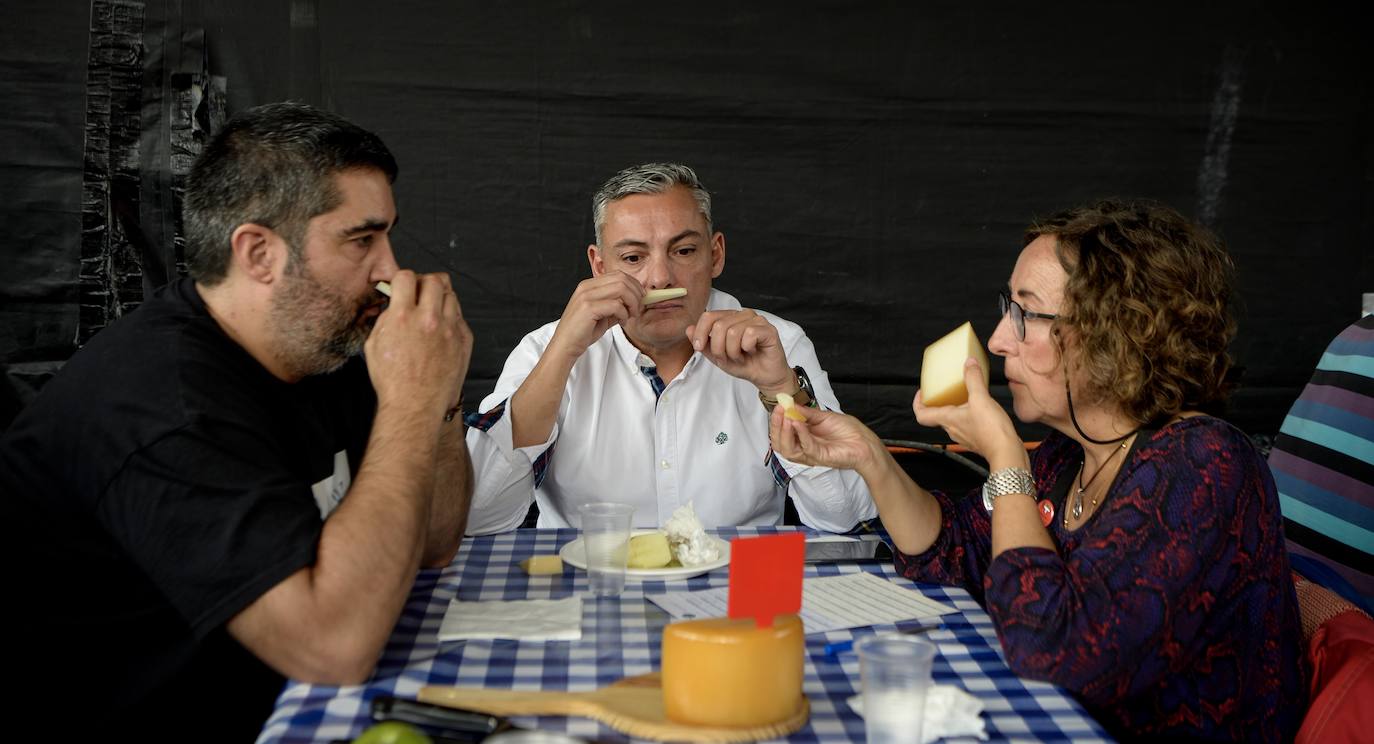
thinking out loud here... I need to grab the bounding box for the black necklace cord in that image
[1065,378,1138,446]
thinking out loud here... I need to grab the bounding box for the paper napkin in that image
[847,684,988,743]
[438,596,583,642]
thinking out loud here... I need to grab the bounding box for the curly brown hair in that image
[1025,199,1236,426]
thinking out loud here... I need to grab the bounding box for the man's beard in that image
[268,256,376,379]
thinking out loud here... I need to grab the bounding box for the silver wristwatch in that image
[981,467,1036,512]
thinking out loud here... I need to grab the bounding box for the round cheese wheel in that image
[661,613,804,727]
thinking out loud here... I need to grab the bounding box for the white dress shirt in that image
[464,289,877,534]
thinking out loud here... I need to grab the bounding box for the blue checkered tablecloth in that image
[256,527,1113,743]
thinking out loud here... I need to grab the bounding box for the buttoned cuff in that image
[487,405,557,462]
[773,451,835,476]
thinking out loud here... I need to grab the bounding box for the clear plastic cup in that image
[576,502,635,597]
[857,634,936,744]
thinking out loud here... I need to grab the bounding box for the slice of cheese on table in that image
[661,614,804,727]
[519,555,564,575]
[920,321,989,407]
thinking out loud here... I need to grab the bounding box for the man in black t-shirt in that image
[1,102,474,741]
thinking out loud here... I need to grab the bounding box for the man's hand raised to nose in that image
[365,270,472,421]
[545,272,645,364]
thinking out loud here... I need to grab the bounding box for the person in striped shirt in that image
[1269,315,1374,612]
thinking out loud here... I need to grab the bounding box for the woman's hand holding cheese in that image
[686,309,795,395]
[914,357,1027,473]
[767,385,944,556]
[768,404,886,474]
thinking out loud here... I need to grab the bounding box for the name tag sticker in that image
[311,450,351,519]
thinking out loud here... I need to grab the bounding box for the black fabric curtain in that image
[3,1,1371,441]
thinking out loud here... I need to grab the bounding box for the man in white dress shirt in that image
[464,163,875,533]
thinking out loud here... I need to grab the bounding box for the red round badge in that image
[1037,499,1055,527]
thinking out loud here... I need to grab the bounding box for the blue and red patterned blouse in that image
[896,416,1306,741]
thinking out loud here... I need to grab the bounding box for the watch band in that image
[981,467,1036,511]
[759,367,819,412]
[792,366,816,403]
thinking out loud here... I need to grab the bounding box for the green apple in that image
[353,720,433,744]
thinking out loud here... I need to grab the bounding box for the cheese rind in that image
[662,614,805,727]
[519,555,564,575]
[919,321,990,407]
[642,287,688,305]
[627,532,673,568]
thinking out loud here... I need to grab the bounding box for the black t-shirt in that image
[2,278,375,741]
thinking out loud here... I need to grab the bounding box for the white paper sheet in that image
[646,572,956,632]
[439,596,583,642]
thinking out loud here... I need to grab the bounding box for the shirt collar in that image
[609,287,741,372]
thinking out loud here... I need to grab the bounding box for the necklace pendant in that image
[1071,492,1084,519]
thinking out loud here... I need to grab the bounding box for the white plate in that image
[558,531,731,581]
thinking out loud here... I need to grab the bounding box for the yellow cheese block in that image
[919,321,990,407]
[661,614,804,727]
[627,532,673,568]
[519,555,564,575]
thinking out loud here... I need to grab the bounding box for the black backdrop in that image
[3,1,1371,444]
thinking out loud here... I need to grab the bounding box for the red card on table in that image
[727,532,805,628]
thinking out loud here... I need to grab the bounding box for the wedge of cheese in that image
[375,281,392,297]
[775,392,808,422]
[518,555,564,575]
[661,614,804,727]
[627,532,673,569]
[919,321,990,407]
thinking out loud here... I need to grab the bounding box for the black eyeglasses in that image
[998,289,1058,341]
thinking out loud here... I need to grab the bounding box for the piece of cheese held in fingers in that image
[775,392,808,422]
[919,321,990,407]
[642,287,687,306]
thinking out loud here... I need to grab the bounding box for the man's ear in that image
[229,223,286,284]
[587,243,605,277]
[710,231,726,279]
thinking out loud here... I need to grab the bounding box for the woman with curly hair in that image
[772,200,1306,741]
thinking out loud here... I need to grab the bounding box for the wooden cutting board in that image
[417,672,810,742]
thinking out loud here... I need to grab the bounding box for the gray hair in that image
[184,101,398,284]
[591,163,712,245]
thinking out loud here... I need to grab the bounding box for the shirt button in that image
[660,460,671,470]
